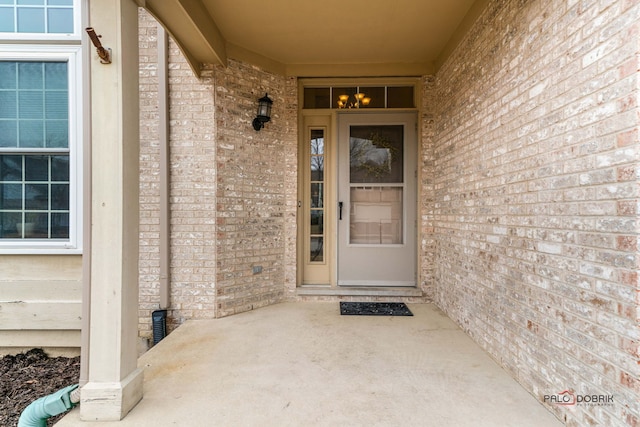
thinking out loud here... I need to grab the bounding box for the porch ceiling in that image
[142,0,487,77]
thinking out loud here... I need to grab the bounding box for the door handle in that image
[338,202,343,220]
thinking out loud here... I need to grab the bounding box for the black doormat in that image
[339,302,413,316]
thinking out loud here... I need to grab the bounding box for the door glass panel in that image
[350,187,402,244]
[310,157,323,181]
[309,129,325,263]
[310,183,323,207]
[310,236,323,262]
[310,210,323,235]
[348,124,404,245]
[311,134,324,155]
[349,125,403,183]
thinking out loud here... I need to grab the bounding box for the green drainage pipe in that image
[18,384,80,427]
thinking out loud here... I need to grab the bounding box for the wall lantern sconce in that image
[252,93,273,131]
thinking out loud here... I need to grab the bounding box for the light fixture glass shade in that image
[253,93,273,131]
[256,93,273,121]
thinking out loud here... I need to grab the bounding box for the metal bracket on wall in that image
[85,27,112,64]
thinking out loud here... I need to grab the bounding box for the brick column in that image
[80,0,143,420]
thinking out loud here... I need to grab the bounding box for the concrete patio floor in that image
[57,302,563,426]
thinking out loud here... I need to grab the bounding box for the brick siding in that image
[421,75,437,299]
[433,1,640,425]
[138,3,639,424]
[139,10,218,338]
[213,59,292,317]
[139,10,295,338]
[138,10,161,340]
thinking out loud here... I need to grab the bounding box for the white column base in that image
[79,368,144,421]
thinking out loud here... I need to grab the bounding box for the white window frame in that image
[0,0,81,42]
[0,45,83,254]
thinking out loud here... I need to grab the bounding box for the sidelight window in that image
[309,129,325,262]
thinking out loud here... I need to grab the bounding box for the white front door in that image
[337,112,417,287]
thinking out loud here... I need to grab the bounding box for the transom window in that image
[303,85,415,109]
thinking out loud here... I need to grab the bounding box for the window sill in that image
[0,246,82,255]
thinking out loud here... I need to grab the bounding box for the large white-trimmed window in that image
[0,46,82,252]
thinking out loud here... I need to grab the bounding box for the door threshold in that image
[297,285,422,298]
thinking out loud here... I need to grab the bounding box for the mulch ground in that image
[0,348,80,427]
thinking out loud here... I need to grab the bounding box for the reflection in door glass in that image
[310,237,323,262]
[350,187,403,244]
[349,125,404,245]
[310,183,323,208]
[309,129,325,262]
[349,125,403,183]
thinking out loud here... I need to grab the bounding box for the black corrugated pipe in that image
[152,309,167,345]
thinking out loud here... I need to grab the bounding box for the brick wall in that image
[166,46,217,325]
[283,76,299,299]
[420,75,437,299]
[139,10,295,334]
[213,59,292,317]
[433,1,640,426]
[139,10,218,339]
[138,10,161,340]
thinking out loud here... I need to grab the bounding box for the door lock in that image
[338,201,343,220]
